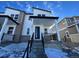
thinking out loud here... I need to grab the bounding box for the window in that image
[7,27,14,34]
[15,14,19,19]
[42,14,45,17]
[38,14,41,16]
[11,14,14,19]
[27,28,30,35]
[11,14,19,21]
[44,28,48,34]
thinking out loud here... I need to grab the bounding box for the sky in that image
[0,1,79,21]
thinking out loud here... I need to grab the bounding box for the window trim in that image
[7,25,16,35]
[11,14,14,19]
[38,14,41,16]
[7,27,14,35]
[15,14,19,20]
[42,14,45,17]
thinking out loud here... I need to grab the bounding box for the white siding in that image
[33,9,51,16]
[22,15,33,36]
[4,8,21,34]
[5,8,20,16]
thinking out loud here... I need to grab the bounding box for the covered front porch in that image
[30,16,59,42]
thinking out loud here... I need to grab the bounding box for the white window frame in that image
[7,25,16,35]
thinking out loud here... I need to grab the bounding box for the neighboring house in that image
[58,16,79,43]
[0,14,19,43]
[0,7,59,43]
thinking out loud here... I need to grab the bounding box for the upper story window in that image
[11,14,19,21]
[7,27,14,34]
[68,19,71,23]
[15,14,19,20]
[11,14,14,19]
[38,14,41,16]
[38,14,46,17]
[27,28,30,35]
[66,19,71,24]
[42,14,45,17]
[71,19,74,22]
[67,18,75,25]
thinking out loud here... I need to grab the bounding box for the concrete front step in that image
[29,48,47,58]
[28,40,47,58]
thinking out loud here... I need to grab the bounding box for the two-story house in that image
[58,16,79,43]
[0,12,19,43]
[0,7,59,43]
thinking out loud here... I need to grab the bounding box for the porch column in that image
[55,20,61,41]
[0,18,8,43]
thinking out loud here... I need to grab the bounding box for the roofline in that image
[58,15,79,24]
[5,7,25,12]
[58,16,73,24]
[5,7,33,15]
[29,16,59,19]
[32,7,51,13]
[73,16,79,18]
[24,12,33,15]
[0,15,19,25]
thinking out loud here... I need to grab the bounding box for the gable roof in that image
[6,7,25,12]
[5,7,33,15]
[32,7,51,13]
[0,15,19,25]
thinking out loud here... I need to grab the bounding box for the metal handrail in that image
[22,40,30,58]
[41,33,45,51]
[29,33,34,52]
[22,33,34,58]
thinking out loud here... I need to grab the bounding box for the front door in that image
[35,26,40,39]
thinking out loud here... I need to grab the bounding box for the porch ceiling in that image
[33,18,56,26]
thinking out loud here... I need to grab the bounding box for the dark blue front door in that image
[35,26,40,39]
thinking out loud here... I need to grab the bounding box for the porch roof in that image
[29,16,59,19]
[0,15,19,25]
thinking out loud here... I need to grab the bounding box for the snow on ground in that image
[4,43,27,52]
[0,43,28,58]
[72,47,79,54]
[45,48,68,58]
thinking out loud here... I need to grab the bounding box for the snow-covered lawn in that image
[45,48,68,58]
[0,43,28,58]
[4,43,27,52]
[72,47,79,54]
